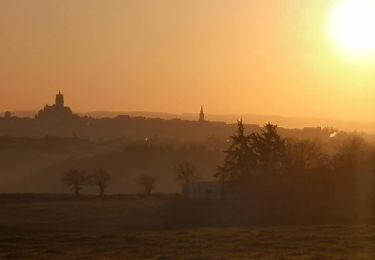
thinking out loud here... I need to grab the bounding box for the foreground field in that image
[0,196,374,259]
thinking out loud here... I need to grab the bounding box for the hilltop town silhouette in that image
[35,92,76,121]
[0,92,335,141]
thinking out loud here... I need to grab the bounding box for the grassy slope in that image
[0,197,374,259]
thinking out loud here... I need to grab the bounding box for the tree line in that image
[204,120,375,223]
[61,120,375,203]
[215,119,374,181]
[62,168,111,196]
[62,163,199,196]
[61,169,159,197]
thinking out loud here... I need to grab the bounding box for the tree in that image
[61,170,87,196]
[88,168,111,196]
[137,174,156,195]
[332,135,369,174]
[175,161,198,184]
[285,139,329,174]
[252,123,286,175]
[215,119,256,181]
[215,122,288,180]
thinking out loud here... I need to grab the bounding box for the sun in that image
[330,0,375,57]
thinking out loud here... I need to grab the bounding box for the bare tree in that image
[88,168,111,196]
[285,139,329,174]
[137,174,156,195]
[332,135,369,174]
[175,161,198,184]
[61,170,87,196]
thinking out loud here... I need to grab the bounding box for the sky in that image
[1,0,375,122]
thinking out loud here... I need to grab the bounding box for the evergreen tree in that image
[252,123,286,175]
[215,119,256,181]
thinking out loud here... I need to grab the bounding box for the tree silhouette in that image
[252,123,286,175]
[88,168,111,196]
[216,119,256,181]
[137,174,156,195]
[61,170,87,196]
[332,136,369,174]
[285,139,329,174]
[175,161,198,184]
[216,122,288,180]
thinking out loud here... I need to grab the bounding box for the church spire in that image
[199,106,205,122]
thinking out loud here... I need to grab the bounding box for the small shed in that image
[182,181,222,200]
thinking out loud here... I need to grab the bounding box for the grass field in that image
[0,196,374,259]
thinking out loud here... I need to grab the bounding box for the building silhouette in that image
[55,91,64,108]
[199,106,205,122]
[36,92,74,121]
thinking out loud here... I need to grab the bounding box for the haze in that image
[1,0,375,122]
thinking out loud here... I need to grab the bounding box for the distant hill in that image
[3,110,375,134]
[1,111,349,142]
[85,111,375,134]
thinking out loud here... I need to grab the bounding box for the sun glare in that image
[330,0,375,58]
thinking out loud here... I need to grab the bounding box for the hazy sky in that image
[1,0,375,121]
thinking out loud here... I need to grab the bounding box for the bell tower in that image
[55,91,64,108]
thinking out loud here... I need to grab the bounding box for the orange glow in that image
[0,0,375,122]
[330,0,375,58]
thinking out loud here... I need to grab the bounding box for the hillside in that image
[26,142,224,194]
[0,136,224,194]
[0,136,128,193]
